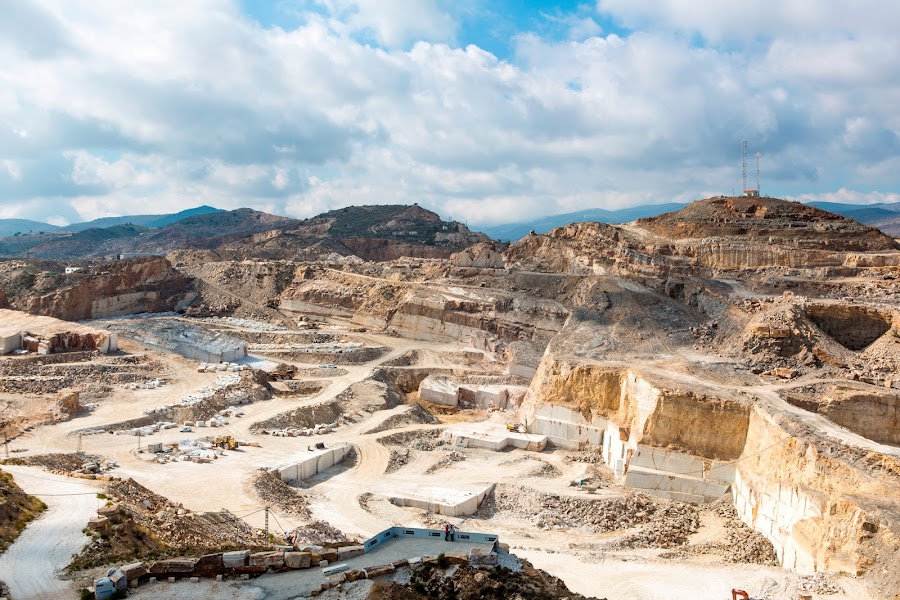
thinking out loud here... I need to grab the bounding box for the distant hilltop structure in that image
[742,140,761,197]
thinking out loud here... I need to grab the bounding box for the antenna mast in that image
[755,152,761,196]
[742,140,748,194]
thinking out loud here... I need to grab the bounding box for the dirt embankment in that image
[252,371,405,432]
[72,478,265,571]
[0,469,47,554]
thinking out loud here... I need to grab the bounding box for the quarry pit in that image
[0,197,899,600]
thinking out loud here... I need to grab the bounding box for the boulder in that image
[194,553,224,574]
[149,558,194,574]
[223,550,250,568]
[285,552,312,569]
[322,548,338,562]
[468,548,499,566]
[119,561,147,582]
[444,552,469,565]
[250,551,285,569]
[97,504,120,517]
[364,564,395,579]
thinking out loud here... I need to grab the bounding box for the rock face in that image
[12,257,194,320]
[450,242,506,268]
[280,269,568,350]
[53,388,80,419]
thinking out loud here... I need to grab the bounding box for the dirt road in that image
[0,466,102,600]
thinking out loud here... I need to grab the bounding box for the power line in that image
[233,507,266,519]
[0,468,105,486]
[269,510,287,536]
[269,509,300,531]
[636,435,794,481]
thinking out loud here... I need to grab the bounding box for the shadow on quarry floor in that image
[293,457,357,488]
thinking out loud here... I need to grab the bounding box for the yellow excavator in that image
[212,436,239,450]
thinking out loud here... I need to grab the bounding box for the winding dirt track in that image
[0,466,102,600]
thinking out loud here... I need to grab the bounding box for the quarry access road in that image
[0,466,102,600]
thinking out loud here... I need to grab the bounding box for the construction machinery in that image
[506,423,526,433]
[213,435,239,450]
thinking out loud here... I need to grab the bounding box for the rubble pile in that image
[195,362,251,374]
[527,461,562,478]
[385,448,413,473]
[798,572,842,595]
[610,503,700,549]
[484,485,694,539]
[425,449,467,474]
[363,404,439,435]
[105,479,263,550]
[377,428,442,448]
[103,370,269,435]
[287,520,358,547]
[410,437,439,451]
[565,449,604,464]
[0,356,161,395]
[252,469,311,518]
[659,497,778,565]
[267,420,339,437]
[715,500,779,565]
[4,452,110,473]
[403,560,595,600]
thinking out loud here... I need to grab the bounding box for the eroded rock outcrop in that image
[450,242,506,269]
[12,257,193,320]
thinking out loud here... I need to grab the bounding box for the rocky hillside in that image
[8,204,489,262]
[17,209,296,260]
[505,196,900,276]
[19,224,149,260]
[640,196,899,251]
[0,256,194,320]
[228,204,492,261]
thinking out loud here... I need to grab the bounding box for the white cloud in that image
[314,0,457,47]
[596,0,900,42]
[790,188,900,206]
[0,0,897,228]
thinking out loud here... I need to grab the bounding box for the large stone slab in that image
[285,552,312,569]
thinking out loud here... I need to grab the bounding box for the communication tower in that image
[755,152,761,196]
[741,141,759,197]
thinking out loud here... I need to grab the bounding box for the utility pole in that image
[137,430,141,452]
[264,506,270,545]
[4,433,8,459]
[76,433,83,454]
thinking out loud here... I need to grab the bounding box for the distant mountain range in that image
[0,207,293,260]
[479,199,900,241]
[477,203,689,241]
[0,206,224,237]
[0,197,897,260]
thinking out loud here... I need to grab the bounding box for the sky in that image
[1,1,899,227]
